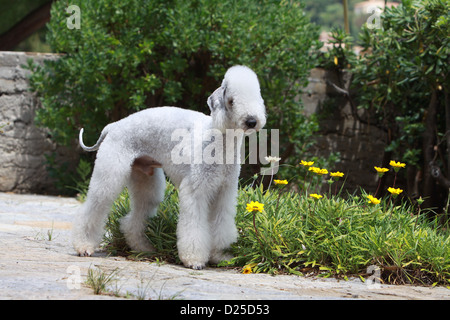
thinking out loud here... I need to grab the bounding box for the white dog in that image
[72,65,266,269]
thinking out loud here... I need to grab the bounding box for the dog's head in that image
[207,65,266,134]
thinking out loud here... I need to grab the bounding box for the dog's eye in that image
[228,98,234,107]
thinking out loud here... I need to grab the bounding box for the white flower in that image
[265,156,281,164]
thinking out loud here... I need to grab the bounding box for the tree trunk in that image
[422,89,438,209]
[0,1,53,50]
[343,0,350,34]
[445,88,450,175]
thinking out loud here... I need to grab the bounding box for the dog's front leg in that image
[209,181,239,264]
[176,180,211,270]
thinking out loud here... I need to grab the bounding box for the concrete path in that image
[0,192,448,300]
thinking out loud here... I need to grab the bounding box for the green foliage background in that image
[29,0,320,178]
[353,0,449,163]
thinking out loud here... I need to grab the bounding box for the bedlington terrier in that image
[72,65,266,269]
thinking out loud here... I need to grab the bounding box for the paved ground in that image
[0,192,449,300]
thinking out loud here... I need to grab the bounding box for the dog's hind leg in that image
[72,153,128,256]
[120,161,166,252]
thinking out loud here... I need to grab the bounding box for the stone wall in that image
[0,51,386,194]
[0,51,77,194]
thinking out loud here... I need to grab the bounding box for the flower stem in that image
[305,171,311,197]
[252,211,264,249]
[393,172,398,188]
[275,187,285,213]
[375,178,382,198]
[414,207,421,230]
[267,165,275,190]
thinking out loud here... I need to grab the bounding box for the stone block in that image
[0,66,16,79]
[0,78,16,93]
[0,51,20,67]
[0,52,79,194]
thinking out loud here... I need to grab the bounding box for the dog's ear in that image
[207,86,225,112]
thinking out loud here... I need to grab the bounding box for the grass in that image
[101,162,450,287]
[84,264,183,299]
[85,266,120,295]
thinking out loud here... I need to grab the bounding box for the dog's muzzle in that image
[245,116,257,129]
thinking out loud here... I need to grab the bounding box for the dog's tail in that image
[79,127,108,152]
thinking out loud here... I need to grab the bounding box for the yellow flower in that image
[330,171,344,179]
[309,193,323,200]
[374,166,389,173]
[309,167,328,175]
[366,195,381,205]
[389,160,406,172]
[300,160,314,167]
[334,56,338,66]
[242,266,253,274]
[374,166,389,177]
[387,187,403,196]
[273,179,288,185]
[246,201,264,213]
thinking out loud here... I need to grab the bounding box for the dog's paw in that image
[186,262,206,270]
[178,250,208,270]
[180,258,206,270]
[73,244,95,257]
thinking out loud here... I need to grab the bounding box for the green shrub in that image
[29,0,320,179]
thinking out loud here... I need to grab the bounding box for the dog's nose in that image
[245,117,257,129]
